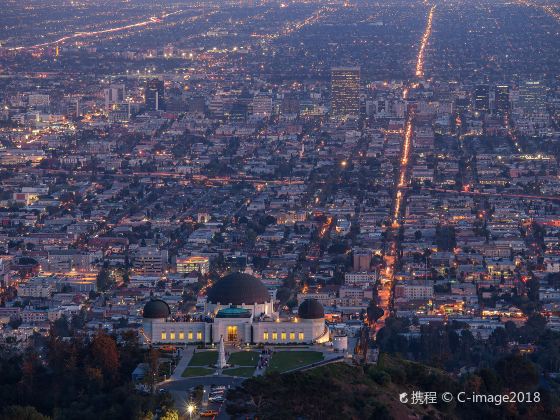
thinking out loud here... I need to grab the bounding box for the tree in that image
[478,367,502,394]
[70,308,87,330]
[8,317,22,329]
[84,366,104,391]
[0,406,50,420]
[96,267,113,291]
[19,352,41,399]
[521,313,547,342]
[366,301,384,324]
[51,315,70,337]
[526,277,540,303]
[160,409,179,420]
[90,331,120,384]
[488,327,508,348]
[495,354,538,391]
[145,347,160,391]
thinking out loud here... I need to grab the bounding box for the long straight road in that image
[376,4,437,337]
[9,10,188,51]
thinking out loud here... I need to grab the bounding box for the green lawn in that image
[188,351,218,367]
[267,351,324,373]
[222,367,256,377]
[181,367,214,377]
[228,351,260,367]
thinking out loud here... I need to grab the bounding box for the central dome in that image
[207,272,270,305]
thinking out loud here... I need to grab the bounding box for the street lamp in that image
[186,402,196,419]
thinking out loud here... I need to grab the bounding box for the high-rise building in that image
[518,80,546,115]
[104,84,125,111]
[251,94,273,117]
[280,94,300,116]
[28,94,50,108]
[474,84,490,113]
[133,247,168,275]
[331,67,360,119]
[353,249,371,271]
[209,94,225,118]
[229,101,248,122]
[494,85,510,114]
[145,79,165,111]
[108,103,131,123]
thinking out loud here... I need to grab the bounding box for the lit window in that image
[272,332,278,340]
[281,332,287,341]
[170,332,176,340]
[179,331,185,340]
[289,332,295,341]
[299,332,304,341]
[161,332,167,340]
[263,331,269,340]
[188,331,193,340]
[197,331,202,341]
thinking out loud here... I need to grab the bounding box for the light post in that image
[186,402,196,420]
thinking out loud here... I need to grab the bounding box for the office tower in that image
[28,94,50,108]
[518,80,546,115]
[229,101,248,122]
[413,126,435,152]
[331,67,360,119]
[209,94,225,118]
[74,97,81,117]
[280,94,300,116]
[133,247,168,275]
[251,94,273,117]
[474,84,490,113]
[104,84,125,111]
[108,103,131,123]
[353,249,371,271]
[145,78,165,111]
[494,85,510,114]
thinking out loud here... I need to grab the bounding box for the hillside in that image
[225,354,560,420]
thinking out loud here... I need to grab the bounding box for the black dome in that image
[143,299,171,319]
[207,273,270,305]
[298,299,324,319]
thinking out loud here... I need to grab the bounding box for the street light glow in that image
[186,402,196,418]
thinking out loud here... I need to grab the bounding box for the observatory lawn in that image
[188,350,218,367]
[228,351,259,367]
[267,351,324,373]
[223,351,259,377]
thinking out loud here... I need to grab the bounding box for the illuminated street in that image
[1,0,560,418]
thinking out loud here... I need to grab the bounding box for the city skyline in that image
[0,1,559,419]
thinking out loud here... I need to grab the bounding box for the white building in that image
[142,273,328,345]
[18,278,54,298]
[133,247,168,275]
[394,281,434,300]
[176,255,210,275]
[344,272,377,287]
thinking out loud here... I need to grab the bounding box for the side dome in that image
[143,299,171,319]
[206,272,270,305]
[298,299,324,319]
